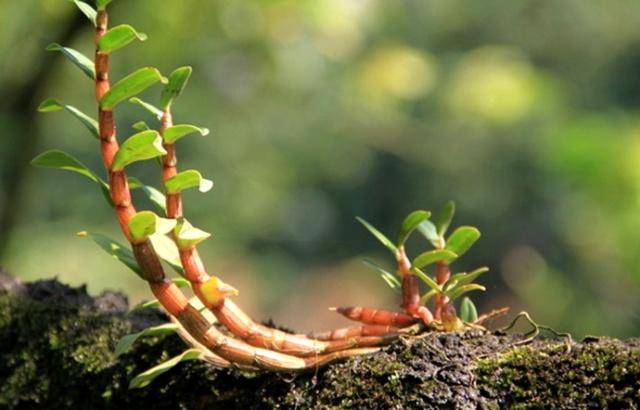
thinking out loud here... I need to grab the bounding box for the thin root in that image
[500,311,573,351]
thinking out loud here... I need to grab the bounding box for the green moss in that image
[1,278,639,409]
[475,340,640,408]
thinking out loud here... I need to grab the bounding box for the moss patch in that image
[1,274,639,409]
[475,338,640,408]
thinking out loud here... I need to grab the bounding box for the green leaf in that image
[445,226,481,257]
[420,289,438,304]
[98,24,147,53]
[436,201,455,236]
[417,219,440,247]
[128,177,166,213]
[31,150,109,197]
[172,277,191,288]
[110,130,166,171]
[132,121,150,131]
[174,219,210,249]
[163,124,209,144]
[459,297,478,323]
[445,284,486,301]
[160,66,192,109]
[69,0,97,25]
[129,299,160,313]
[95,0,113,10]
[141,185,167,213]
[412,249,458,269]
[356,217,397,254]
[80,231,140,274]
[129,348,202,389]
[130,97,163,120]
[165,170,213,194]
[129,211,177,242]
[411,267,442,293]
[115,323,178,357]
[149,234,184,275]
[445,267,489,289]
[362,259,400,293]
[128,279,190,313]
[397,210,430,246]
[46,43,95,79]
[100,67,167,110]
[38,98,99,139]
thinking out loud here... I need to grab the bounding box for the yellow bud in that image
[197,277,239,306]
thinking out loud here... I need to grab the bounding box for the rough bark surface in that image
[0,272,638,409]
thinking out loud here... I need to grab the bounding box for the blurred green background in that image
[1,0,640,337]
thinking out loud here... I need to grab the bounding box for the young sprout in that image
[355,202,488,331]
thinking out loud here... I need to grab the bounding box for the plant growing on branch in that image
[330,202,488,333]
[31,0,496,388]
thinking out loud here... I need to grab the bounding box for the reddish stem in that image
[434,261,451,321]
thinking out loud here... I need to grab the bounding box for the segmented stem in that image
[158,103,395,356]
[93,9,378,371]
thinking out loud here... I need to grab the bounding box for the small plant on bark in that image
[327,202,487,337]
[31,0,495,388]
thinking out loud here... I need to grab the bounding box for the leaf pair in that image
[417,201,455,245]
[128,212,211,247]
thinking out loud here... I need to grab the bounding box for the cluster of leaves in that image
[358,201,487,323]
[32,0,217,388]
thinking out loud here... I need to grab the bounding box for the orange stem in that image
[93,9,379,371]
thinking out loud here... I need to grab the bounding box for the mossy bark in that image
[1,273,638,409]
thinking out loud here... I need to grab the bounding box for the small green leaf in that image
[445,226,481,257]
[128,177,166,213]
[129,97,163,119]
[165,170,213,194]
[397,210,430,246]
[80,231,140,275]
[38,98,99,138]
[411,267,442,293]
[132,121,150,131]
[31,150,109,195]
[380,272,401,293]
[362,259,400,293]
[356,217,397,254]
[95,0,113,10]
[417,219,440,247]
[459,297,478,323]
[129,299,160,313]
[163,124,209,144]
[141,185,167,213]
[446,267,489,289]
[445,284,486,301]
[174,219,210,249]
[128,279,190,313]
[160,66,192,109]
[100,67,167,110]
[436,201,455,236]
[129,348,202,389]
[98,24,147,53]
[129,211,177,242]
[69,0,97,25]
[420,289,438,304]
[46,43,95,79]
[149,233,184,275]
[172,277,191,288]
[110,130,166,171]
[115,323,178,357]
[412,249,458,269]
